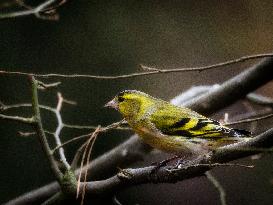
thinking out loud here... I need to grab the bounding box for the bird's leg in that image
[173,157,189,168]
[151,155,180,167]
[171,151,213,170]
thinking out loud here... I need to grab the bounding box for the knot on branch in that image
[117,168,133,180]
[61,170,78,196]
[36,80,61,90]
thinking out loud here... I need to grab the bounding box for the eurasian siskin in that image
[105,90,251,156]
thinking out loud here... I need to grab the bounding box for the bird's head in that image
[105,90,155,118]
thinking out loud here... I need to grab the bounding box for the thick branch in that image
[186,57,273,114]
[83,127,273,196]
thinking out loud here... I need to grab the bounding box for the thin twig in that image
[0,103,31,111]
[0,102,56,113]
[1,54,273,79]
[224,113,273,126]
[112,196,123,205]
[17,131,36,137]
[76,134,94,198]
[76,127,101,199]
[53,92,70,170]
[15,0,33,10]
[0,113,35,124]
[63,123,130,130]
[16,130,54,137]
[52,119,128,153]
[37,80,61,90]
[247,93,273,107]
[206,171,227,205]
[52,133,91,154]
[71,141,88,170]
[0,0,64,20]
[80,127,100,205]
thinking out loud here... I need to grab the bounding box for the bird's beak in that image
[104,99,118,110]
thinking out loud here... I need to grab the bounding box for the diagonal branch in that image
[0,0,65,20]
[205,171,227,205]
[29,76,63,183]
[53,92,70,170]
[186,57,273,114]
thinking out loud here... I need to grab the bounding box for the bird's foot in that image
[150,155,180,181]
[170,153,211,171]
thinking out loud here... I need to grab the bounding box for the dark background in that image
[0,0,273,204]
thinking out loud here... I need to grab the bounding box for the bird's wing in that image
[150,103,250,139]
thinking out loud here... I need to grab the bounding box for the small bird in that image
[105,90,251,156]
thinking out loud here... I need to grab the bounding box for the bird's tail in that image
[220,126,252,138]
[231,128,252,138]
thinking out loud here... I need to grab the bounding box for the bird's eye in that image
[118,96,125,102]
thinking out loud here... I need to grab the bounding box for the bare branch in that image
[206,171,227,205]
[17,131,36,137]
[224,113,273,126]
[78,127,100,205]
[52,120,129,153]
[0,113,35,124]
[186,58,273,114]
[63,123,130,130]
[71,140,88,171]
[112,196,123,205]
[0,102,56,113]
[0,54,273,79]
[37,80,61,90]
[247,93,273,107]
[53,92,70,170]
[29,76,63,182]
[0,0,66,20]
